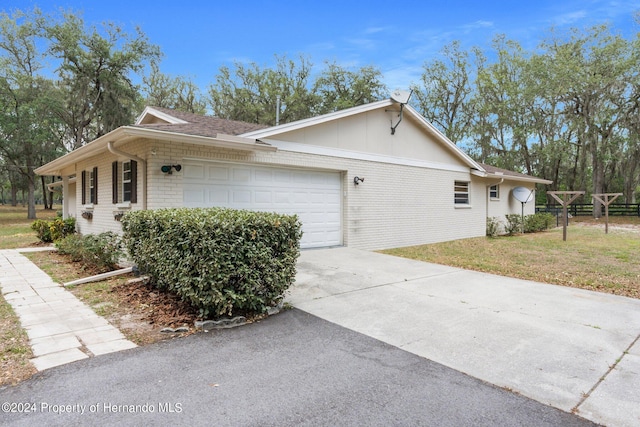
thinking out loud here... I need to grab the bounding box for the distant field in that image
[0,205,59,249]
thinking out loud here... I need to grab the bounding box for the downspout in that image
[107,142,147,210]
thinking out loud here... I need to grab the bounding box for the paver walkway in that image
[0,248,136,371]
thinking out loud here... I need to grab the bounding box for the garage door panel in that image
[275,192,291,204]
[208,166,230,181]
[184,162,342,248]
[233,169,251,182]
[185,165,205,179]
[255,170,272,182]
[208,188,230,204]
[274,171,291,183]
[254,191,272,204]
[325,212,341,223]
[184,187,206,204]
[232,190,251,204]
[292,172,308,184]
[293,191,311,203]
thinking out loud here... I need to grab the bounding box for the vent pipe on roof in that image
[276,95,281,126]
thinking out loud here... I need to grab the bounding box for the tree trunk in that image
[27,171,36,219]
[591,157,604,219]
[10,182,17,206]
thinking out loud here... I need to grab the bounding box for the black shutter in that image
[81,170,86,205]
[112,161,118,204]
[130,160,138,203]
[93,166,98,204]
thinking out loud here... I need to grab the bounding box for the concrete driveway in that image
[288,247,640,427]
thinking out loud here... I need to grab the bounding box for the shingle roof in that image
[134,106,267,137]
[479,163,535,179]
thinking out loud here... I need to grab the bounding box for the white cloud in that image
[364,26,393,34]
[552,10,588,26]
[461,20,495,32]
[382,64,424,90]
[345,37,379,51]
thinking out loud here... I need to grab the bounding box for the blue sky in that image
[5,0,640,91]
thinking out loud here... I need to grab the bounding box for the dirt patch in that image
[572,216,640,232]
[104,278,201,345]
[25,250,270,347]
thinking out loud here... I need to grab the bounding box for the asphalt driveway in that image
[1,309,594,426]
[288,247,640,427]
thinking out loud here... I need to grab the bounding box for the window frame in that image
[489,184,500,200]
[454,181,470,206]
[122,161,132,202]
[82,167,98,206]
[112,160,137,205]
[89,170,95,203]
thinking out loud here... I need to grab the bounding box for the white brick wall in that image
[71,137,490,250]
[74,140,147,236]
[487,183,537,234]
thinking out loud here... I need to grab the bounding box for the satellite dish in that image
[512,186,534,203]
[390,90,412,104]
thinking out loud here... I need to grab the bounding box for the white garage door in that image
[183,162,342,248]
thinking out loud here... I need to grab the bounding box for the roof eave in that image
[35,126,275,176]
[484,172,553,185]
[35,127,128,176]
[121,127,276,152]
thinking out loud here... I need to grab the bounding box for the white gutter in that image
[35,126,275,176]
[107,142,147,210]
[47,176,76,191]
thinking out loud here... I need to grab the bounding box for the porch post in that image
[62,176,69,219]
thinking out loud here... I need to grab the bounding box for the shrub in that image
[504,214,523,235]
[31,216,76,243]
[121,208,303,318]
[524,212,556,233]
[486,217,502,237]
[56,232,123,272]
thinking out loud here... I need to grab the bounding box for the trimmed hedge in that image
[121,208,303,318]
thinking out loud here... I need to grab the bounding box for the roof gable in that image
[243,100,484,171]
[135,106,267,136]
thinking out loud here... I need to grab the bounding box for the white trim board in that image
[262,139,471,174]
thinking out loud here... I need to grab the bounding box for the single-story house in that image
[35,98,551,250]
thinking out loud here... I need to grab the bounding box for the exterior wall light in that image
[161,165,182,174]
[353,176,365,185]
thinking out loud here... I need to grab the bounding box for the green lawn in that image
[0,206,59,249]
[381,222,640,299]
